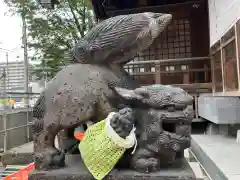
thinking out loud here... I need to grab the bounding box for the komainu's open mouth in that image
[160,105,194,124]
[165,103,188,112]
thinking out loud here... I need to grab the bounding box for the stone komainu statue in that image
[32,12,194,173]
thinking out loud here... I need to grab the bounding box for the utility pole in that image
[2,68,7,108]
[22,13,31,142]
[6,52,9,92]
[22,13,29,107]
[2,68,7,152]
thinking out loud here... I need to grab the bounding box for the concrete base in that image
[2,142,33,166]
[205,123,230,136]
[237,130,240,144]
[2,139,58,166]
[205,123,240,137]
[198,95,240,124]
[29,155,196,180]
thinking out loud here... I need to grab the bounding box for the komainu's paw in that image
[34,148,65,170]
[131,157,160,173]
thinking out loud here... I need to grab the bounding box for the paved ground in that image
[191,134,240,180]
[4,142,33,154]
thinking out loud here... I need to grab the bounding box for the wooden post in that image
[204,63,208,83]
[235,21,240,91]
[155,63,161,84]
[194,94,199,119]
[210,56,216,93]
[220,39,225,92]
[183,73,189,84]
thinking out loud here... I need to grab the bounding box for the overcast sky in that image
[0,0,23,63]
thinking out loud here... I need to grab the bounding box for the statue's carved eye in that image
[140,91,149,97]
[165,94,171,100]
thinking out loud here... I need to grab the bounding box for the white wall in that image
[29,82,44,93]
[208,0,240,46]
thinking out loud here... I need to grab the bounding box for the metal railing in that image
[0,92,40,152]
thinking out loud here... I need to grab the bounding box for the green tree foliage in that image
[5,0,95,80]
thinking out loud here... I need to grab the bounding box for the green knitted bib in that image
[79,119,126,180]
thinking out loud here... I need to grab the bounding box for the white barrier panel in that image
[209,0,240,46]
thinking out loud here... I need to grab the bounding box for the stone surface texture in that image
[191,134,240,180]
[71,13,172,65]
[29,155,196,180]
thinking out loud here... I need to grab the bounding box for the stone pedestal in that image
[29,155,196,180]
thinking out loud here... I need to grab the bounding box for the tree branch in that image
[66,0,84,37]
[82,0,86,32]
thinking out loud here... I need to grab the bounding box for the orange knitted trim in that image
[74,132,85,141]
